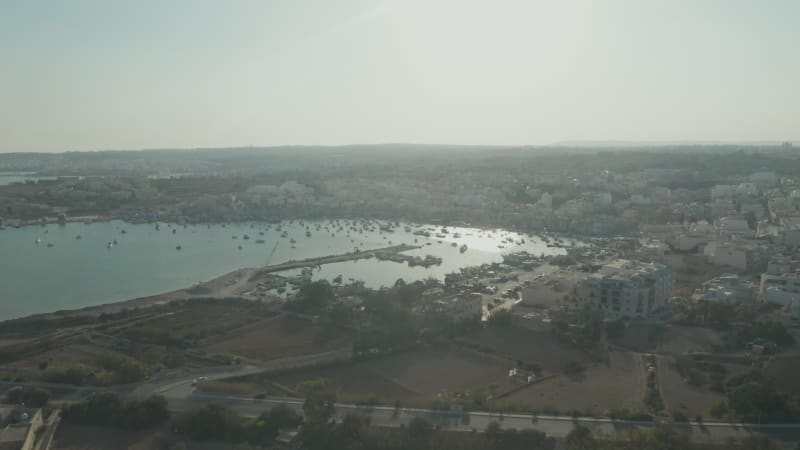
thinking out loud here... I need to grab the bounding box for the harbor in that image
[0,219,573,320]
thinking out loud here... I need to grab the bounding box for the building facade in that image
[575,260,673,319]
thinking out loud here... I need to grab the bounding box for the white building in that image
[575,259,673,319]
[718,216,754,238]
[760,272,800,306]
[703,240,767,272]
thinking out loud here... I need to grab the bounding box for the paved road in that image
[5,374,800,446]
[171,391,800,444]
[131,347,352,398]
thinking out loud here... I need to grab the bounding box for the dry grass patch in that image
[495,351,644,414]
[202,315,352,361]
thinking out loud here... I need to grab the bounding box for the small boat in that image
[46,243,54,248]
[121,229,127,234]
[75,235,82,240]
[34,238,41,244]
[460,244,468,253]
[238,245,243,250]
[305,231,311,237]
[243,234,250,240]
[107,242,113,249]
[176,245,182,250]
[255,239,265,244]
[451,242,458,247]
[290,238,296,244]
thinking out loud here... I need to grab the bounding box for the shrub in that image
[5,387,50,407]
[43,365,93,385]
[671,411,689,422]
[62,392,170,431]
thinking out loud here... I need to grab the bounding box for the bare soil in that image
[201,315,353,361]
[267,347,514,407]
[458,326,594,374]
[658,355,725,418]
[494,350,645,415]
[765,354,800,396]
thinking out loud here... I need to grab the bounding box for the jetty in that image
[257,244,421,274]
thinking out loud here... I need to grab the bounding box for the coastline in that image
[1,243,424,325]
[4,266,261,324]
[0,218,573,324]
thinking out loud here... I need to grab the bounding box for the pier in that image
[256,244,421,274]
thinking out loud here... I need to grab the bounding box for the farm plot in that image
[268,347,514,407]
[202,315,353,361]
[458,325,594,374]
[658,355,726,418]
[765,354,800,396]
[494,351,644,415]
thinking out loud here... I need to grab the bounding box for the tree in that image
[485,422,555,450]
[298,379,336,425]
[487,309,513,327]
[42,365,92,385]
[290,280,335,314]
[262,403,302,429]
[565,425,598,450]
[175,403,244,442]
[247,404,303,445]
[5,387,50,407]
[62,393,170,432]
[709,400,729,419]
[605,320,626,339]
[335,413,371,450]
[670,411,689,423]
[405,417,434,450]
[727,434,782,450]
[120,395,170,431]
[299,379,338,450]
[726,382,798,422]
[596,426,694,450]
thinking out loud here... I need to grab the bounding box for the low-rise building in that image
[704,240,768,272]
[767,255,800,275]
[429,293,483,325]
[718,215,753,238]
[692,274,755,304]
[574,259,673,319]
[760,272,800,306]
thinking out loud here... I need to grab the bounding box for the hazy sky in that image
[1,0,798,152]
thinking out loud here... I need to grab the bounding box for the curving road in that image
[5,366,800,446]
[170,390,800,445]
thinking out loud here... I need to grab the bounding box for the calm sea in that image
[0,220,569,320]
